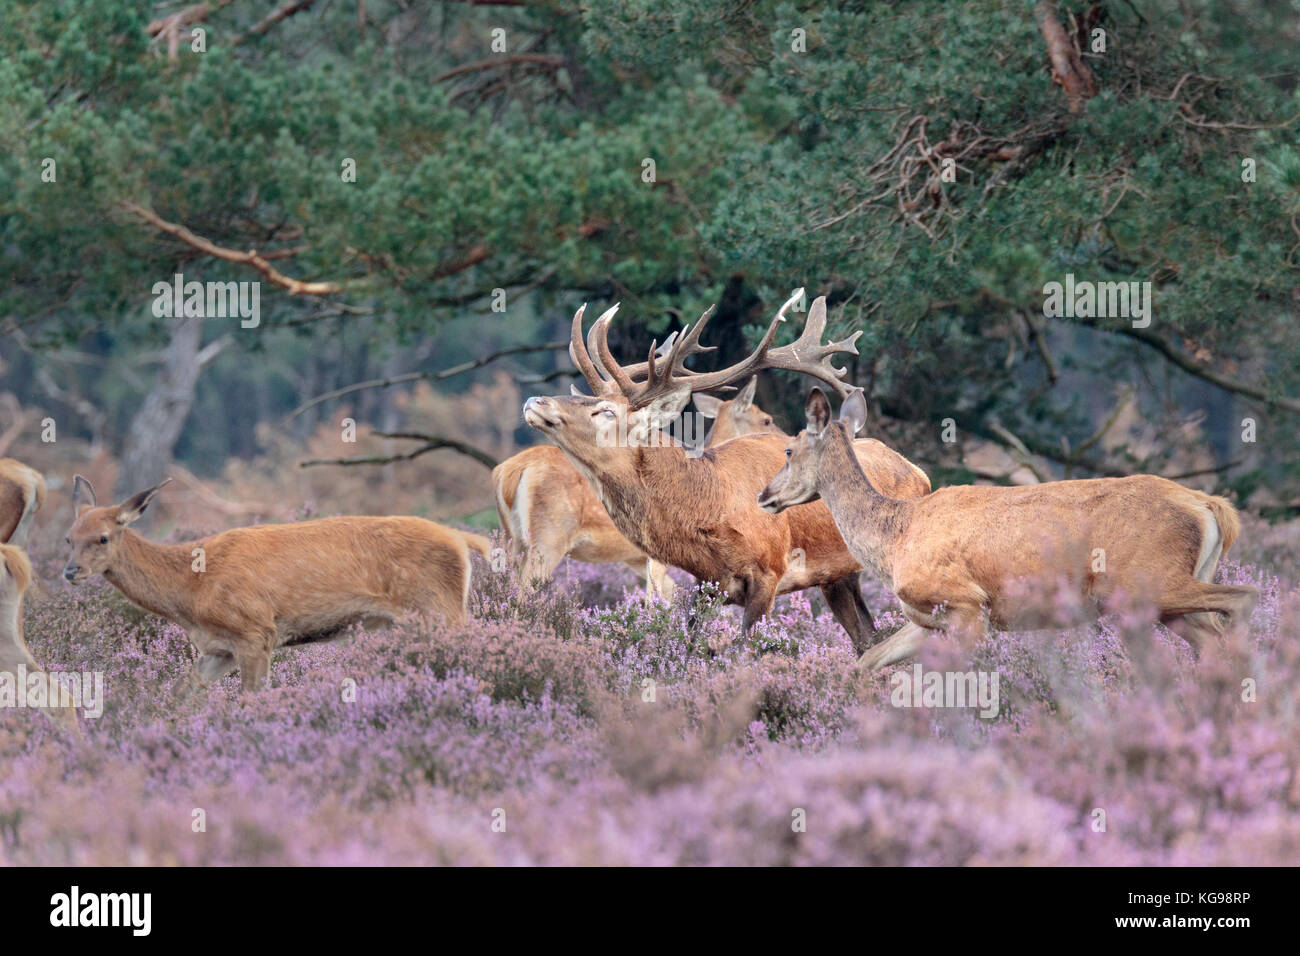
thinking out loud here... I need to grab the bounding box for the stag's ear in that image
[734,376,757,413]
[805,388,832,436]
[641,388,692,432]
[839,389,867,437]
[115,478,172,526]
[692,392,723,419]
[72,475,97,517]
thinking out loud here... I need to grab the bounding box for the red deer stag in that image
[62,477,491,696]
[0,458,46,547]
[523,290,930,652]
[494,377,781,600]
[758,387,1259,670]
[1,544,80,733]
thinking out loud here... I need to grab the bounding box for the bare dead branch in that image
[234,0,317,44]
[1114,326,1300,413]
[168,463,282,518]
[1036,0,1098,114]
[300,432,499,471]
[434,54,566,84]
[119,200,345,295]
[146,1,234,60]
[281,340,569,426]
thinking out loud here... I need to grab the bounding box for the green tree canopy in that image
[2,0,1297,501]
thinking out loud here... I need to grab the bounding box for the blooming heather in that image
[0,527,1296,865]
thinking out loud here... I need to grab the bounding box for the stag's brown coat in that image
[494,378,781,599]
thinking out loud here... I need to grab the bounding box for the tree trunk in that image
[115,315,224,503]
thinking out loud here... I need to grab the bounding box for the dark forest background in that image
[2,0,1298,519]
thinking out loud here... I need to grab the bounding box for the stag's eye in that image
[785,449,792,459]
[597,408,616,419]
[98,535,109,544]
[762,418,772,426]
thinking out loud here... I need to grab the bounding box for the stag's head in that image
[758,387,867,513]
[62,476,170,582]
[524,290,860,468]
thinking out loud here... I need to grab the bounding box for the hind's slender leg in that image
[1159,580,1259,657]
[820,574,877,655]
[634,559,676,603]
[856,622,931,671]
[171,649,237,704]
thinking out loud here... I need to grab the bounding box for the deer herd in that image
[1,287,1257,731]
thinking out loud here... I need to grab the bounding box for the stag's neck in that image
[817,426,910,581]
[103,531,198,624]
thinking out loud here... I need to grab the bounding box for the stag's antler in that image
[574,289,861,408]
[570,304,682,398]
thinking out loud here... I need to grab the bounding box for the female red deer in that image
[62,477,492,696]
[758,387,1258,670]
[1,543,80,732]
[0,458,45,547]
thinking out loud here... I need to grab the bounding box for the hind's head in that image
[62,475,170,582]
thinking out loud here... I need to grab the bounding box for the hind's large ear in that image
[692,392,722,419]
[115,478,172,526]
[734,376,758,413]
[72,475,97,517]
[839,388,867,437]
[805,388,832,436]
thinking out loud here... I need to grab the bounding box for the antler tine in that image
[665,306,719,374]
[591,308,640,395]
[570,304,622,398]
[620,287,863,406]
[574,289,858,408]
[569,304,688,396]
[631,330,678,376]
[763,295,862,398]
[570,304,599,383]
[586,305,620,380]
[623,287,806,405]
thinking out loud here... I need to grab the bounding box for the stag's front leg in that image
[740,575,780,635]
